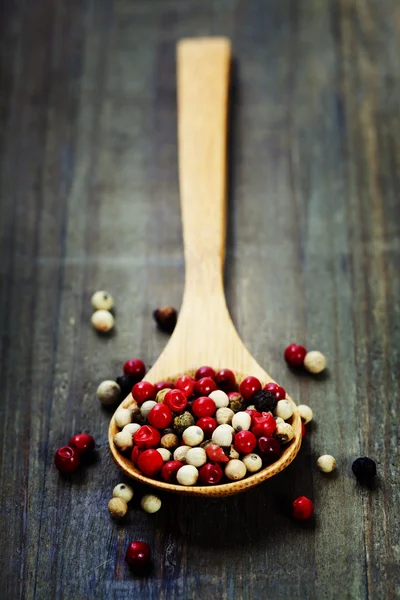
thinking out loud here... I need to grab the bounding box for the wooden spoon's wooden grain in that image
[109,37,301,496]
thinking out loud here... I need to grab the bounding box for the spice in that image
[153,306,177,332]
[137,449,164,477]
[228,392,246,412]
[156,448,172,462]
[195,365,216,380]
[225,459,247,481]
[215,368,237,393]
[292,496,314,520]
[91,309,114,333]
[68,433,95,455]
[284,343,307,368]
[97,380,121,406]
[242,453,262,473]
[114,408,133,429]
[133,425,161,449]
[274,400,293,420]
[132,381,156,405]
[194,377,217,397]
[54,446,80,473]
[173,445,191,463]
[211,424,233,447]
[182,425,204,447]
[197,416,217,437]
[209,389,229,408]
[108,497,128,519]
[298,404,313,424]
[113,483,134,503]
[304,350,326,374]
[199,462,223,485]
[239,376,262,402]
[141,494,162,514]
[257,436,281,464]
[91,290,114,311]
[164,389,188,412]
[317,455,337,473]
[140,400,157,420]
[253,389,278,413]
[232,411,251,432]
[173,411,195,436]
[125,541,151,569]
[160,433,179,449]
[116,375,137,398]
[185,447,207,468]
[123,358,146,380]
[192,397,217,418]
[176,464,199,486]
[352,457,376,481]
[148,403,173,429]
[114,430,135,452]
[264,382,286,399]
[216,407,234,425]
[156,388,170,403]
[275,421,295,444]
[161,460,182,483]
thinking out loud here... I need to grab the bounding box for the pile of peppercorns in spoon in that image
[112,366,303,486]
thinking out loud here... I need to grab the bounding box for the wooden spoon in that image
[109,37,302,496]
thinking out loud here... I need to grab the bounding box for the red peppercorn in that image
[301,422,306,437]
[125,541,151,569]
[133,425,161,449]
[175,375,195,398]
[257,436,281,464]
[54,446,80,473]
[292,496,314,520]
[68,433,95,455]
[132,381,156,404]
[155,381,174,392]
[239,376,262,402]
[131,445,142,464]
[245,409,262,424]
[161,460,183,483]
[138,449,164,477]
[195,366,216,381]
[196,416,217,437]
[206,444,229,463]
[164,389,188,413]
[147,403,173,429]
[123,358,146,380]
[215,368,237,392]
[284,343,307,368]
[234,430,257,454]
[194,377,217,397]
[199,462,223,485]
[264,382,286,400]
[251,413,277,437]
[192,396,217,418]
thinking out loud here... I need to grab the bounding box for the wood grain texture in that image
[0,0,399,598]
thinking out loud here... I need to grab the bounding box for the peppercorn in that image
[275,421,295,444]
[182,425,204,447]
[274,400,293,420]
[216,407,234,425]
[208,389,229,409]
[97,380,121,406]
[91,309,114,333]
[156,448,172,462]
[114,408,133,429]
[185,447,207,467]
[141,494,162,514]
[153,306,177,333]
[116,375,137,398]
[176,464,199,486]
[173,445,191,463]
[242,453,262,473]
[304,350,326,374]
[173,411,195,436]
[228,393,246,412]
[232,411,251,432]
[211,424,233,447]
[108,497,128,519]
[253,389,278,413]
[228,445,240,460]
[352,457,376,481]
[114,430,135,452]
[160,433,179,449]
[298,404,313,424]
[91,290,114,311]
[113,483,134,503]
[225,459,247,481]
[156,388,170,403]
[317,455,337,473]
[140,400,157,420]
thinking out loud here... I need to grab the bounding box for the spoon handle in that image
[177,38,231,295]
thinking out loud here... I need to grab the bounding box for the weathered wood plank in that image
[0,0,399,598]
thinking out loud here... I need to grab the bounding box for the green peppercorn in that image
[173,411,195,436]
[228,393,246,413]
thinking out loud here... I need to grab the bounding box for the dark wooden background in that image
[1,0,399,598]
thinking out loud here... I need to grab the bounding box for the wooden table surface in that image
[1,1,399,598]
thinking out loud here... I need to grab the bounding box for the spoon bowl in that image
[108,37,302,496]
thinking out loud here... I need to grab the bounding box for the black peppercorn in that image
[153,306,177,333]
[352,457,377,481]
[116,375,137,398]
[253,390,278,413]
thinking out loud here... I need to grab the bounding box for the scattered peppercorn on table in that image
[1,2,399,600]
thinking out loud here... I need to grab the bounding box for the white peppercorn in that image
[161,433,179,449]
[317,454,337,473]
[114,408,133,429]
[232,411,251,432]
[216,407,234,425]
[157,448,172,462]
[298,404,313,424]
[122,423,141,436]
[141,494,162,514]
[177,464,199,486]
[108,497,128,519]
[156,388,170,403]
[304,350,326,374]
[274,400,293,420]
[113,483,134,503]
[91,290,114,311]
[113,430,134,452]
[173,445,191,463]
[91,309,114,333]
[182,425,204,447]
[140,400,157,419]
[275,417,284,425]
[275,421,295,444]
[209,389,229,408]
[212,424,233,447]
[97,380,121,406]
[185,447,207,468]
[225,459,247,481]
[242,453,262,473]
[228,445,240,460]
